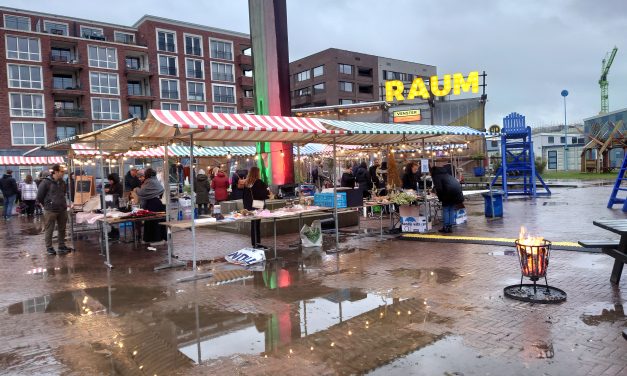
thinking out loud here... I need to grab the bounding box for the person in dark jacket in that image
[135,168,166,245]
[211,169,230,203]
[230,169,247,200]
[124,168,141,194]
[340,164,356,188]
[242,166,269,247]
[369,159,381,189]
[0,169,18,220]
[194,169,210,215]
[355,162,373,198]
[431,166,464,233]
[105,173,123,196]
[36,164,72,255]
[402,162,419,190]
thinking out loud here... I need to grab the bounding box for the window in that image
[51,48,73,63]
[490,140,498,148]
[210,39,233,60]
[212,85,235,103]
[128,81,143,96]
[548,151,557,170]
[184,34,202,56]
[92,123,110,131]
[560,136,566,144]
[339,64,352,75]
[8,64,42,89]
[213,106,236,114]
[313,65,324,77]
[296,70,310,82]
[189,104,206,112]
[81,26,104,40]
[125,56,141,70]
[339,99,354,105]
[54,100,75,110]
[128,105,145,119]
[158,55,178,76]
[11,122,45,145]
[384,70,412,81]
[160,79,179,99]
[52,74,75,90]
[296,87,310,97]
[211,62,234,82]
[157,30,176,52]
[4,15,30,31]
[43,21,68,35]
[357,67,373,77]
[10,93,44,117]
[91,98,121,120]
[6,35,40,61]
[547,136,554,144]
[358,84,373,94]
[56,126,77,141]
[90,72,119,94]
[187,81,205,101]
[578,137,585,144]
[243,47,252,56]
[185,58,204,79]
[88,45,117,69]
[244,89,254,98]
[313,82,325,94]
[114,31,135,45]
[161,102,180,111]
[339,81,353,92]
[571,137,578,144]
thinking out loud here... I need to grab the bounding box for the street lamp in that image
[561,90,569,171]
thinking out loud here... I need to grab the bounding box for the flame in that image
[518,226,544,246]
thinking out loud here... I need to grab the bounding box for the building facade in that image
[289,48,436,109]
[0,7,254,155]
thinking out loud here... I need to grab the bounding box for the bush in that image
[490,154,546,174]
[535,157,546,174]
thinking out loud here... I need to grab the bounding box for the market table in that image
[586,219,627,284]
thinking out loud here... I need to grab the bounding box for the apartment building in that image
[0,7,254,154]
[289,48,436,108]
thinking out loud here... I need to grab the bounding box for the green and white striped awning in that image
[318,120,486,145]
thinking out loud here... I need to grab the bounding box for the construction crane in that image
[599,46,618,114]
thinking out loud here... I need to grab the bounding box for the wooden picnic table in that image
[580,219,627,284]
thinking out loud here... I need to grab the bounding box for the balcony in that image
[125,65,152,78]
[50,54,82,70]
[239,96,254,109]
[127,89,155,102]
[291,94,312,107]
[54,108,87,121]
[51,83,85,97]
[238,75,254,88]
[212,72,234,82]
[237,54,253,69]
[213,95,236,104]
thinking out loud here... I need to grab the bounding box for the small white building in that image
[531,126,585,171]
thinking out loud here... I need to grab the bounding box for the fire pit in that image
[503,227,567,304]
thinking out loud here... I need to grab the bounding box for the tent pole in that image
[155,142,184,271]
[333,139,339,252]
[178,134,212,283]
[98,139,112,269]
[68,155,75,249]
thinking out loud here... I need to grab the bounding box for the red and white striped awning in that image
[139,110,345,142]
[0,156,65,165]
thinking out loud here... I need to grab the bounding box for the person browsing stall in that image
[402,162,419,190]
[242,166,269,247]
[211,168,229,204]
[194,169,210,215]
[134,168,166,245]
[36,164,73,255]
[431,166,464,234]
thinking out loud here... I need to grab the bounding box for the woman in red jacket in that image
[211,168,230,203]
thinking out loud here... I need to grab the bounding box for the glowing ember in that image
[516,226,550,279]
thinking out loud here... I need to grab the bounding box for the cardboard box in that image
[455,209,467,225]
[401,215,430,233]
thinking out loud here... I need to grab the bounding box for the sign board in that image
[74,175,95,206]
[489,125,501,134]
[386,71,479,102]
[393,109,421,123]
[420,159,430,173]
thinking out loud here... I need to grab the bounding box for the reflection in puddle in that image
[581,303,625,326]
[488,249,516,256]
[387,267,461,284]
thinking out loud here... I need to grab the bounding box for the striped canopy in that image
[71,144,257,158]
[138,110,345,142]
[318,120,485,145]
[0,156,65,165]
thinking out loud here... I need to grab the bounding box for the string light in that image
[280,150,285,157]
[141,145,146,151]
[226,152,232,159]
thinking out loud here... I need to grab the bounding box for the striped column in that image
[248,0,294,185]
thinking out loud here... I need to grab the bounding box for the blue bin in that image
[482,191,503,217]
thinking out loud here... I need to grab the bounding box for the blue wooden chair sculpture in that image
[491,112,551,197]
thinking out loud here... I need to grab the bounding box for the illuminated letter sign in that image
[385,71,480,102]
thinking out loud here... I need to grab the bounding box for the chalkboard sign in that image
[77,180,92,193]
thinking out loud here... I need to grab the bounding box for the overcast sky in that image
[5,0,627,127]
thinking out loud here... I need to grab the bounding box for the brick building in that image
[0,7,254,155]
[289,48,436,109]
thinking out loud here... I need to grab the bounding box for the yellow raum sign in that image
[386,71,480,101]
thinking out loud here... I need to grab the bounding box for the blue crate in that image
[314,192,347,208]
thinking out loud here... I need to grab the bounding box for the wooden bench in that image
[579,240,626,284]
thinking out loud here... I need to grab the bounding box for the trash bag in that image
[300,220,322,247]
[225,247,266,266]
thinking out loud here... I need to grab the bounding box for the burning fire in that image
[518,226,544,246]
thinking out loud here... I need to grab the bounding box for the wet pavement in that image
[0,186,626,375]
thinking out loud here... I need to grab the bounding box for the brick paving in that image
[0,186,625,375]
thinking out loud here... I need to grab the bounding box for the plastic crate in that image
[313,192,347,208]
